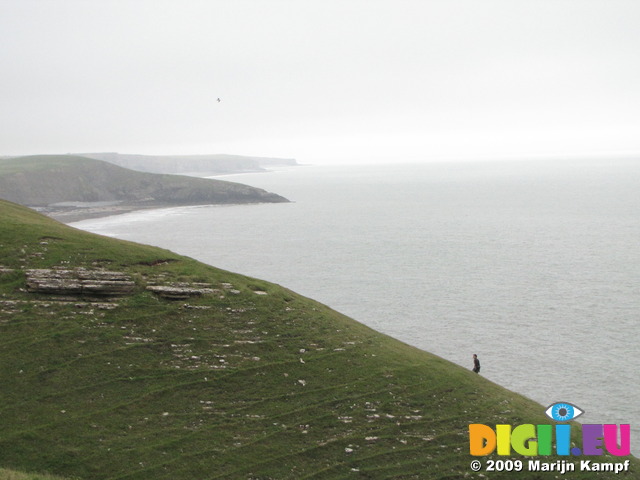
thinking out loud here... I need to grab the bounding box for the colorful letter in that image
[511,424,537,455]
[603,424,631,456]
[555,424,571,455]
[469,424,496,456]
[582,424,604,456]
[537,424,553,455]
[496,424,511,455]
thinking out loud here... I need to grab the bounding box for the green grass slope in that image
[0,200,635,479]
[0,468,70,480]
[0,155,287,207]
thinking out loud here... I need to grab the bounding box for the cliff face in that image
[0,155,289,207]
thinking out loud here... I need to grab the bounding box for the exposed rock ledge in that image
[146,283,217,300]
[26,268,136,296]
[23,267,220,300]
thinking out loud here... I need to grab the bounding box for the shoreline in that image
[42,203,183,224]
[41,198,288,224]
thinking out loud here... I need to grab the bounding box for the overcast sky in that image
[1,0,639,164]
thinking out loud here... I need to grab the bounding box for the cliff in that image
[0,199,633,479]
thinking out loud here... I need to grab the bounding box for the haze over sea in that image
[73,158,640,447]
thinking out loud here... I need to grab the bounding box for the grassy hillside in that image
[0,155,287,208]
[0,200,635,479]
[0,469,69,480]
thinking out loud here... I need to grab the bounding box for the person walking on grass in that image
[472,354,480,374]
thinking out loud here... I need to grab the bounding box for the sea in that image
[72,158,640,449]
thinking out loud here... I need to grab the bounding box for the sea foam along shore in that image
[42,202,188,223]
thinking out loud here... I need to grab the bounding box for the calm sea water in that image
[72,158,640,446]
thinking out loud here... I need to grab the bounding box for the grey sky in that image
[2,0,639,163]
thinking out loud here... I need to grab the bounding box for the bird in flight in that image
[217,98,221,103]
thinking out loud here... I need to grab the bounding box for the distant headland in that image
[0,154,290,222]
[77,152,299,175]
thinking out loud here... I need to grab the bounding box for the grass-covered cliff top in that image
[0,200,635,479]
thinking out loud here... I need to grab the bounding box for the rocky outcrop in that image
[25,268,135,296]
[146,283,217,300]
[23,267,223,301]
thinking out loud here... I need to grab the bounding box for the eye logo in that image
[545,402,584,422]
